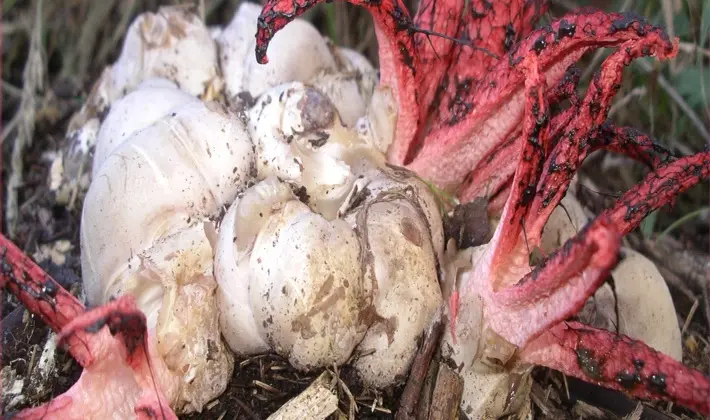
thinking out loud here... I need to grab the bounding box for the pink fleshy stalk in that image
[1,235,177,419]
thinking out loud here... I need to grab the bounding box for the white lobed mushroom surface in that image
[75,2,442,413]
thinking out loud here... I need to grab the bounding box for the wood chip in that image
[267,371,338,420]
[427,364,463,420]
[396,307,444,420]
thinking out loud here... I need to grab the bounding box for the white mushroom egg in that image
[612,247,683,361]
[249,82,378,220]
[250,189,368,370]
[215,178,294,355]
[91,78,198,177]
[308,46,378,127]
[345,191,443,386]
[216,177,368,370]
[57,6,221,207]
[218,3,375,126]
[216,2,262,101]
[106,6,220,101]
[215,164,445,384]
[242,19,337,99]
[80,99,254,411]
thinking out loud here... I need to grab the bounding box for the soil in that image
[2,0,708,419]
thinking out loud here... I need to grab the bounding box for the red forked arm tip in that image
[0,234,178,419]
[522,322,710,416]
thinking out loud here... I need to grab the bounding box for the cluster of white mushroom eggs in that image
[65,3,444,413]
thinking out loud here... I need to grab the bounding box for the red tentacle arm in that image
[603,150,710,235]
[408,11,677,191]
[256,0,421,165]
[461,148,710,349]
[527,35,677,234]
[456,55,620,347]
[411,0,464,117]
[0,234,178,420]
[478,216,620,347]
[1,237,93,366]
[408,0,547,161]
[588,123,675,169]
[521,322,710,415]
[458,64,581,205]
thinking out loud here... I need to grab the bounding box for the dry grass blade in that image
[635,59,710,143]
[253,379,283,394]
[609,87,647,118]
[5,0,46,239]
[624,402,644,420]
[59,0,117,84]
[96,0,138,65]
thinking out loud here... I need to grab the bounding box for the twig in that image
[642,236,708,292]
[6,0,46,239]
[395,307,444,420]
[415,358,440,420]
[426,364,463,420]
[681,299,699,335]
[232,397,261,420]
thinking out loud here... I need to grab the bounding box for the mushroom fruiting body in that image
[215,81,444,385]
[54,6,222,207]
[81,97,254,412]
[69,3,441,416]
